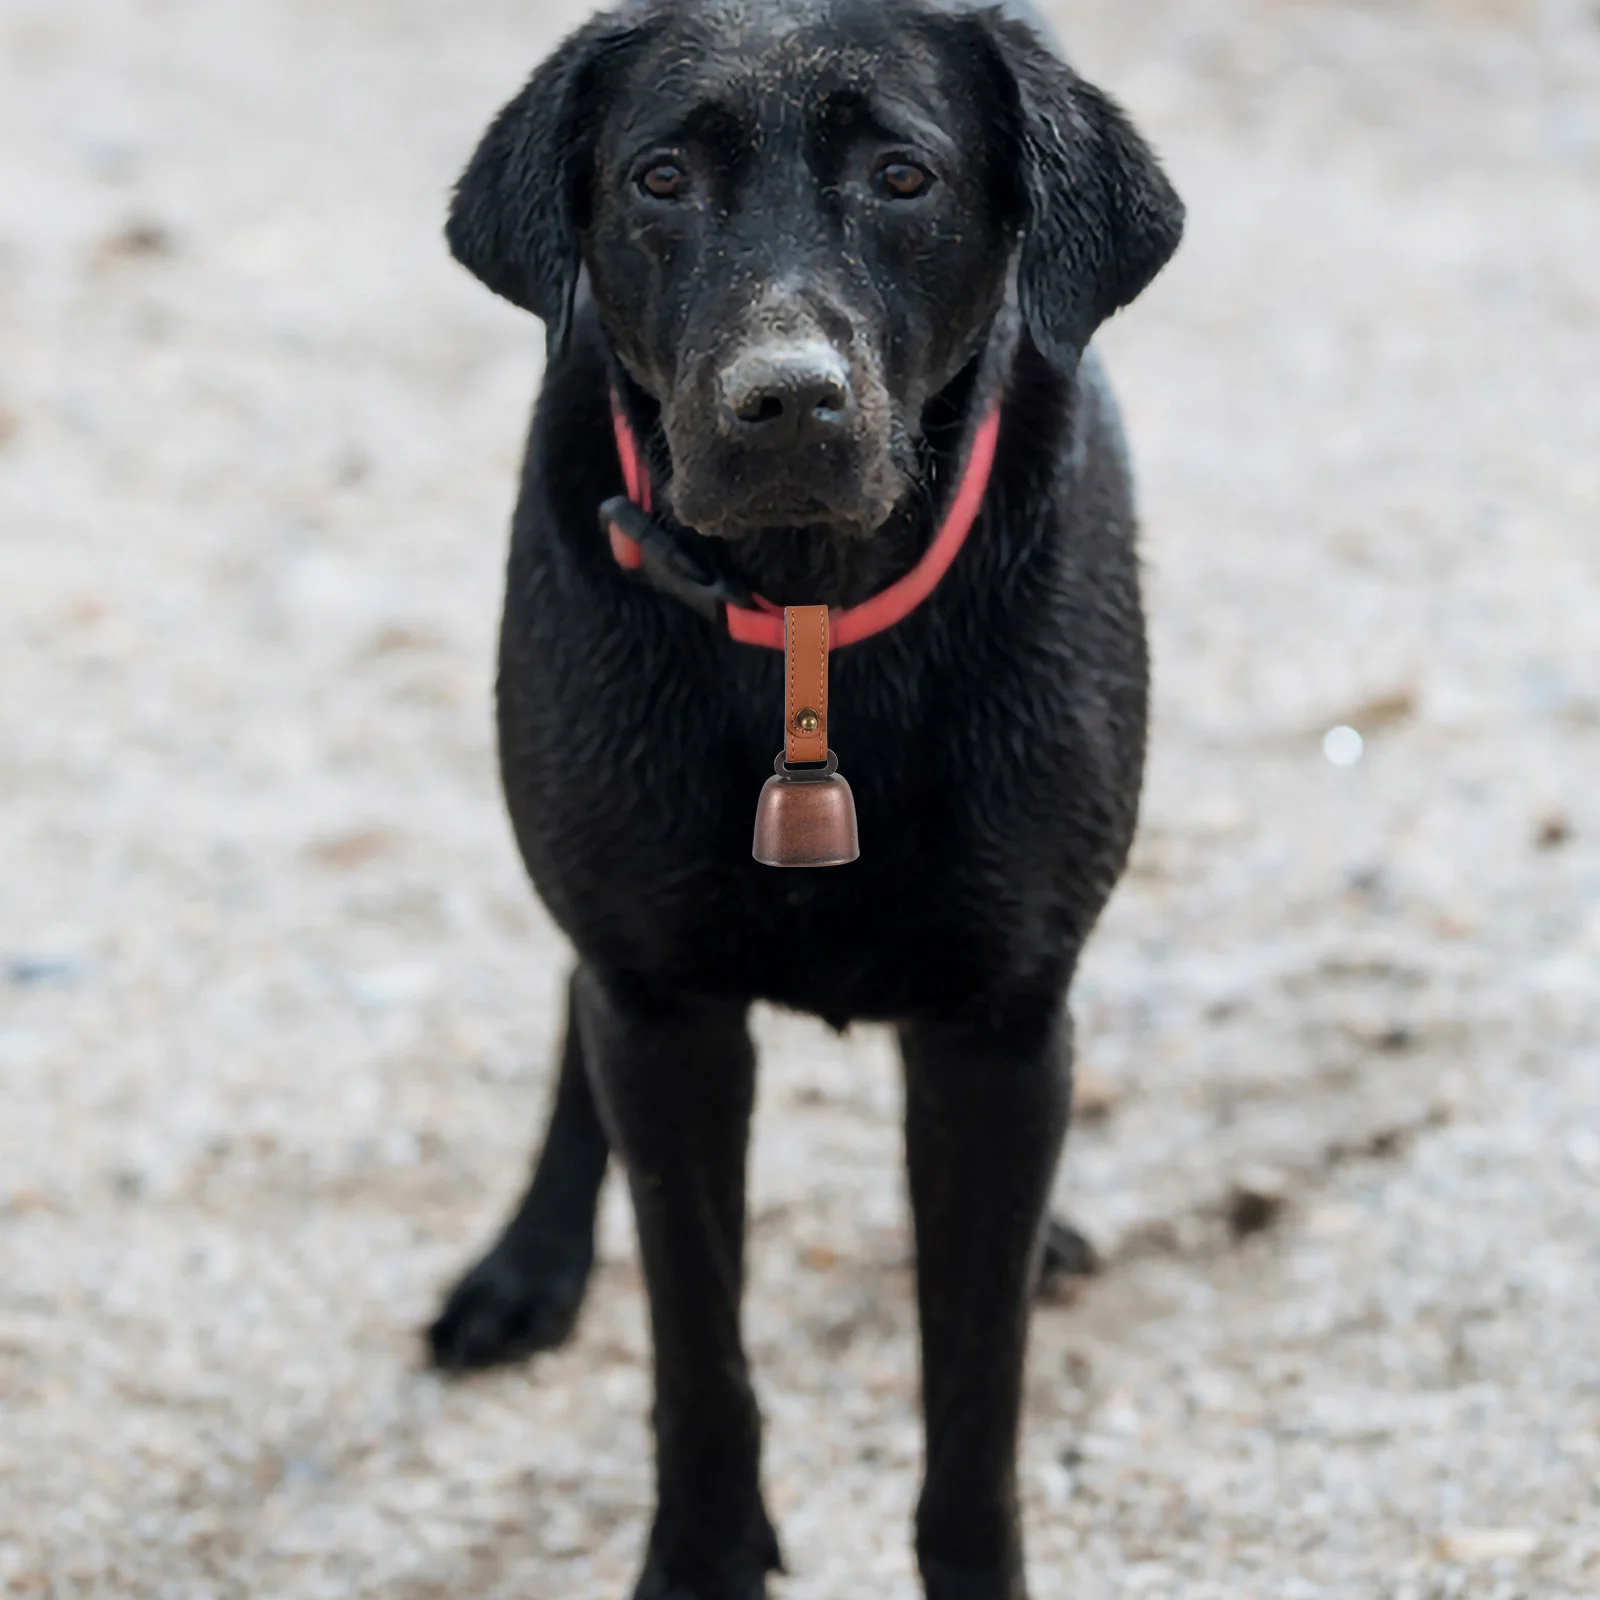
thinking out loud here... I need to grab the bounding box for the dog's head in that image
[448,0,1182,543]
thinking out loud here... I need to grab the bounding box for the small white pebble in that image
[1434,1527,1540,1563]
[1323,725,1366,767]
[1564,1128,1600,1171]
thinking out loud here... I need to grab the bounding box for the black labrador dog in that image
[428,1,1182,1595]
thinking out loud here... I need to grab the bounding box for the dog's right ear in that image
[446,13,639,352]
[968,12,1185,368]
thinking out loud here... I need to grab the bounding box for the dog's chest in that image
[497,605,1093,1012]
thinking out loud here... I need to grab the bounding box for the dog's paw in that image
[1036,1214,1100,1295]
[921,1557,1028,1600]
[630,1560,770,1600]
[630,1582,765,1600]
[426,1244,591,1372]
[629,1513,781,1600]
[630,1570,769,1600]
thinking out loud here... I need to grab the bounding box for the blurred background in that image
[2,0,1597,1595]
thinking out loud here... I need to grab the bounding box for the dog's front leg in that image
[430,968,610,1370]
[901,997,1073,1600]
[574,963,780,1600]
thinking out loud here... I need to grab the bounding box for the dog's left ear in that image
[446,12,639,352]
[972,14,1185,367]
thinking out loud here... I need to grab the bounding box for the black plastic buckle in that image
[600,497,753,623]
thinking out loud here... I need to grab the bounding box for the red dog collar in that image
[605,392,1001,649]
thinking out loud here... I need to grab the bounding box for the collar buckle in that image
[600,497,753,622]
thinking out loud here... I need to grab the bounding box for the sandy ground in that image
[2,0,1598,1595]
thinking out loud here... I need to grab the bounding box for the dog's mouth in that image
[665,449,910,544]
[734,493,835,525]
[688,494,887,542]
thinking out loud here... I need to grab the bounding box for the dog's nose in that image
[720,345,853,443]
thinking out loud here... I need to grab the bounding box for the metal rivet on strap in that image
[794,707,820,735]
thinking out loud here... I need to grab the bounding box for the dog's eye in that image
[876,160,932,200]
[639,163,687,201]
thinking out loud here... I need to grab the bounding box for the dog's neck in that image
[607,306,1022,612]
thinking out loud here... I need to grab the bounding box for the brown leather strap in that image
[783,604,829,765]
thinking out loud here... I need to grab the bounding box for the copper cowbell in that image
[752,605,859,868]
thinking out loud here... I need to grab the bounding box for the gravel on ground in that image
[2,0,1598,1595]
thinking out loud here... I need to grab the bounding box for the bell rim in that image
[751,843,861,869]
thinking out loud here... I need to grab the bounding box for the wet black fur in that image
[427,3,1182,1596]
